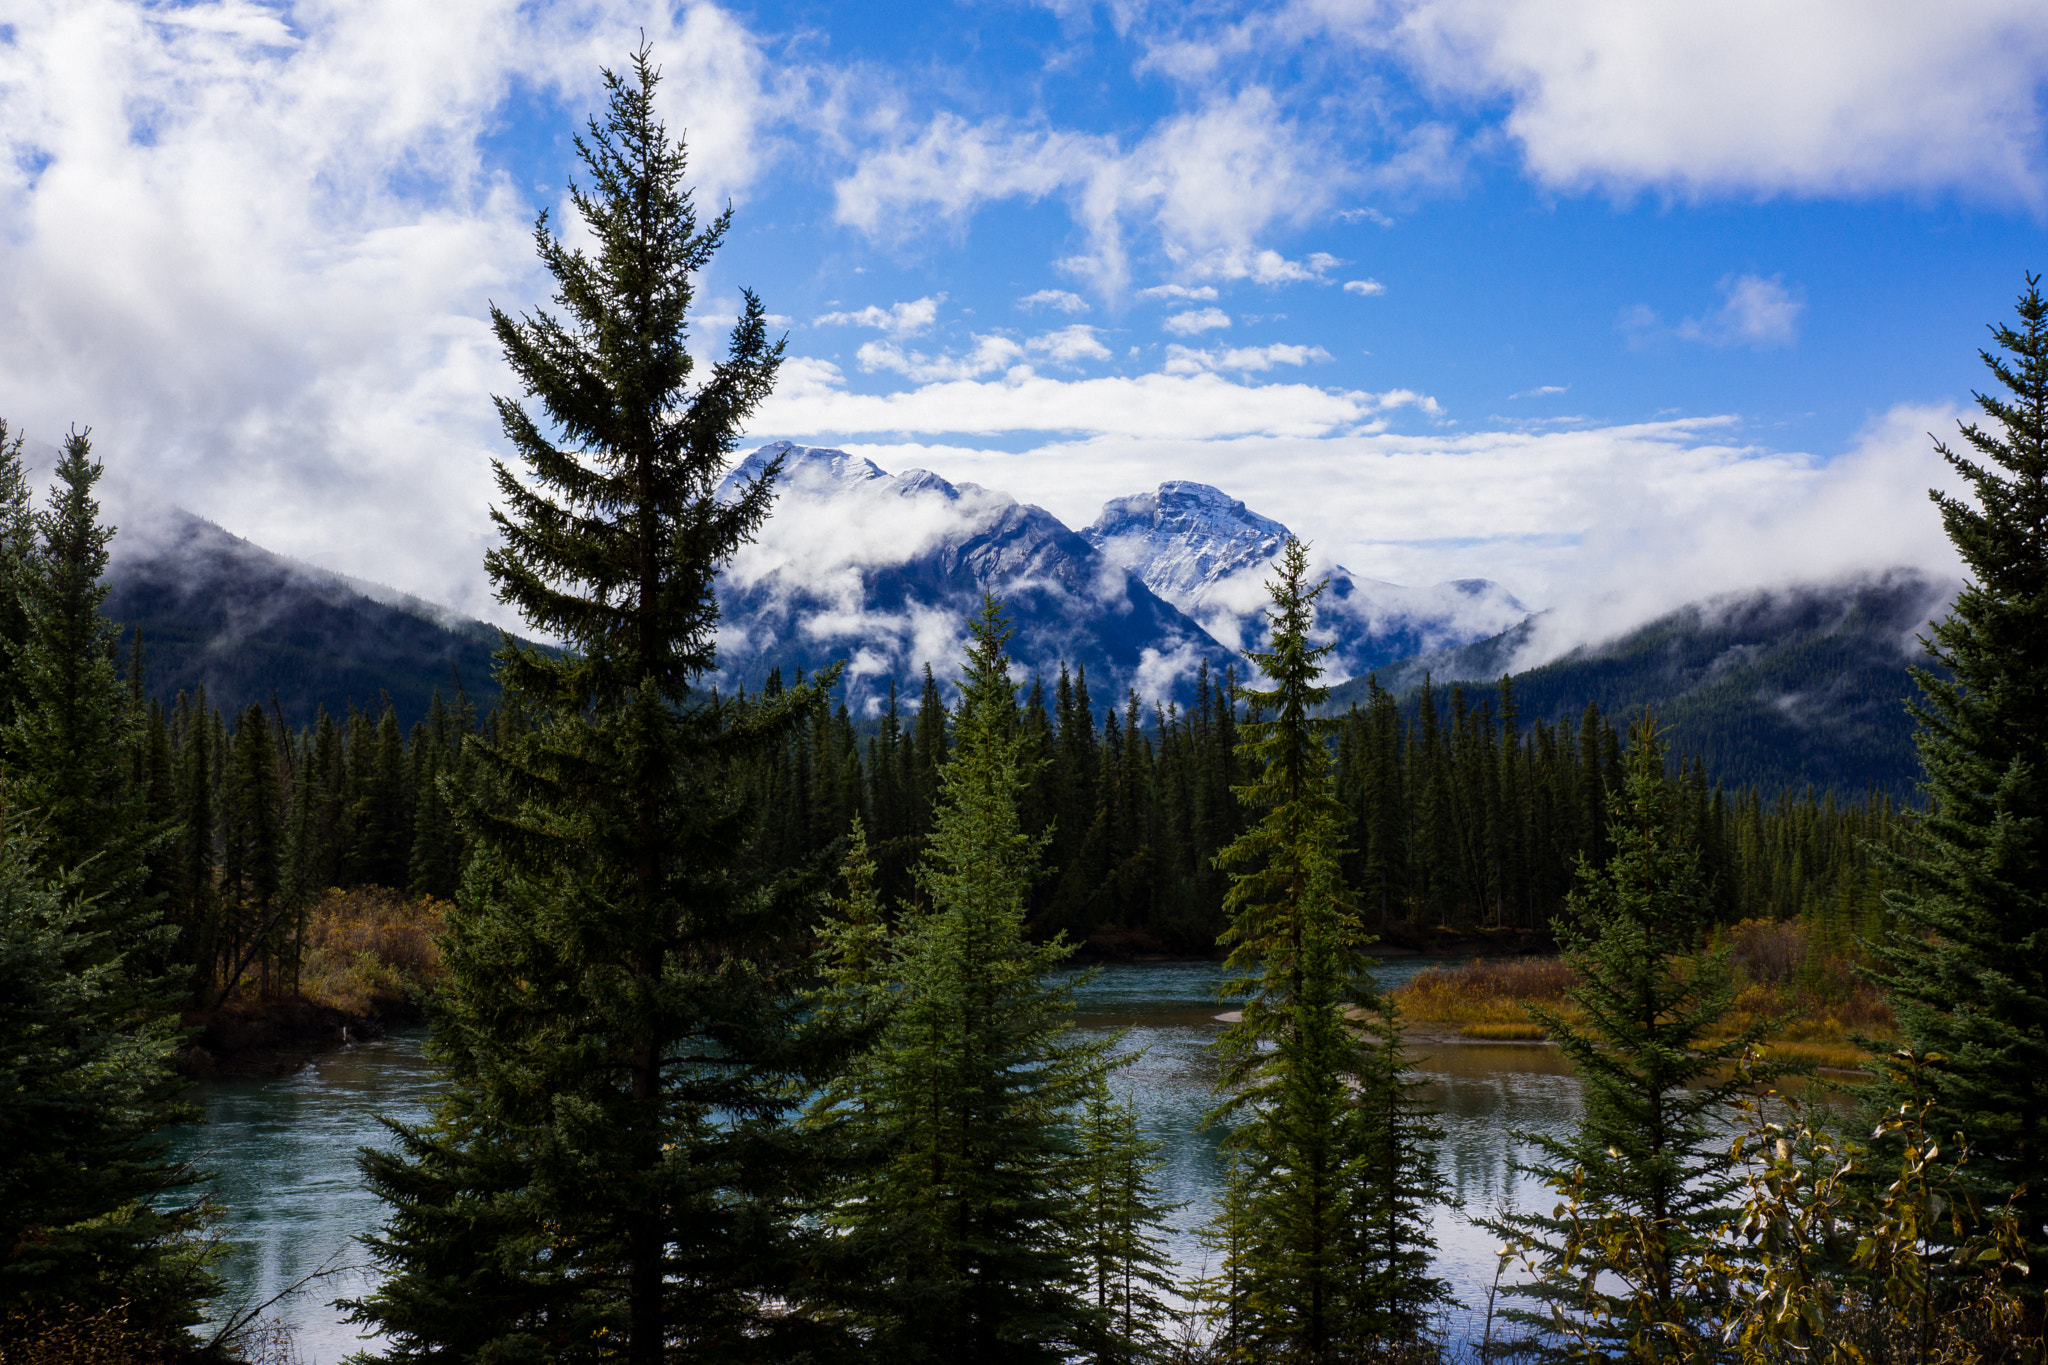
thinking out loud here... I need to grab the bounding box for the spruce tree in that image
[0,420,36,741]
[349,46,831,1365]
[1484,718,1775,1357]
[0,432,204,1346]
[1073,1077,1181,1365]
[0,809,214,1350]
[816,597,1117,1363]
[1868,274,2048,1285]
[1206,539,1448,1361]
[7,430,158,916]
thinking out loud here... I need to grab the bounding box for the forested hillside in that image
[1328,570,1949,795]
[107,507,506,727]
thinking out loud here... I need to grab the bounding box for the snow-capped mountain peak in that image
[1085,480,1291,600]
[1083,480,1532,681]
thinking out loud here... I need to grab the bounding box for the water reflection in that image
[168,1031,440,1364]
[171,959,1586,1361]
[1069,960,1583,1345]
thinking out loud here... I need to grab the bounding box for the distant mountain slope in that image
[714,443,1236,706]
[107,508,505,726]
[1326,570,1952,795]
[1082,480,1529,678]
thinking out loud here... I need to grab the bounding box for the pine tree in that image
[349,46,831,1365]
[1341,997,1454,1347]
[1073,1077,1181,1365]
[1868,274,2048,1286]
[0,420,37,742]
[1206,539,1448,1361]
[1483,718,1777,1357]
[7,430,158,915]
[818,596,1116,1363]
[0,809,214,1350]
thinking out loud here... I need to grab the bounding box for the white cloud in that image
[1374,0,2048,201]
[1163,307,1231,335]
[815,295,943,337]
[1510,384,1567,398]
[0,0,793,624]
[1029,325,1114,364]
[1688,274,1804,347]
[1018,288,1089,314]
[851,325,1110,381]
[758,360,1407,440]
[834,88,1380,294]
[817,403,1964,658]
[1625,274,1806,349]
[1343,278,1386,296]
[1163,342,1332,374]
[856,335,1024,382]
[1139,283,1220,301]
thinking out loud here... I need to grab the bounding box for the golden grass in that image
[1392,957,1577,1028]
[300,887,449,1015]
[1459,1022,1548,1041]
[1750,1039,1873,1073]
[1392,937,1897,1069]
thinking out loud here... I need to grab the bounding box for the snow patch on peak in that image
[723,440,890,499]
[1085,480,1294,601]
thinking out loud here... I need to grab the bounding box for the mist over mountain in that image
[81,435,1954,798]
[1327,569,1954,794]
[713,443,1235,709]
[106,505,505,727]
[1083,480,1530,678]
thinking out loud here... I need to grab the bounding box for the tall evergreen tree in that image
[1869,274,2048,1287]
[1484,718,1776,1357]
[0,420,36,741]
[7,430,158,915]
[817,596,1117,1363]
[349,46,831,1365]
[0,429,203,1347]
[0,810,214,1351]
[1073,1077,1181,1365]
[1207,539,1448,1362]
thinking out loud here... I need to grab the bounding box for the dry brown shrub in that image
[1392,956,1578,1026]
[1715,917,1895,1047]
[0,1302,174,1365]
[300,888,448,1015]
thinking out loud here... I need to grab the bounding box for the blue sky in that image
[1,0,2044,637]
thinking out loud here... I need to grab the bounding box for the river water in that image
[167,959,1583,1362]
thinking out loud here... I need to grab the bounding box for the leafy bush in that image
[299,888,447,1015]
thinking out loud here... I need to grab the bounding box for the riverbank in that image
[177,995,424,1080]
[1384,923,1898,1073]
[1072,920,1555,964]
[176,887,447,1079]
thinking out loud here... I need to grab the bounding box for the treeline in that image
[129,683,481,1008]
[137,646,1918,1011]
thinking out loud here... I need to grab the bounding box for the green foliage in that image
[1485,718,1783,1357]
[1868,274,2048,1287]
[0,809,212,1346]
[347,45,829,1365]
[814,596,1119,1363]
[0,418,36,742]
[7,430,160,913]
[1204,540,1450,1363]
[1073,1077,1182,1365]
[1707,1052,2041,1365]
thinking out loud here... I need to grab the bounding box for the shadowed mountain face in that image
[106,508,503,728]
[1328,570,1954,795]
[1082,480,1530,680]
[713,443,1236,708]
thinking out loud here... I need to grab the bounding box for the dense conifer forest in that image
[123,656,1913,1010]
[7,40,2048,1365]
